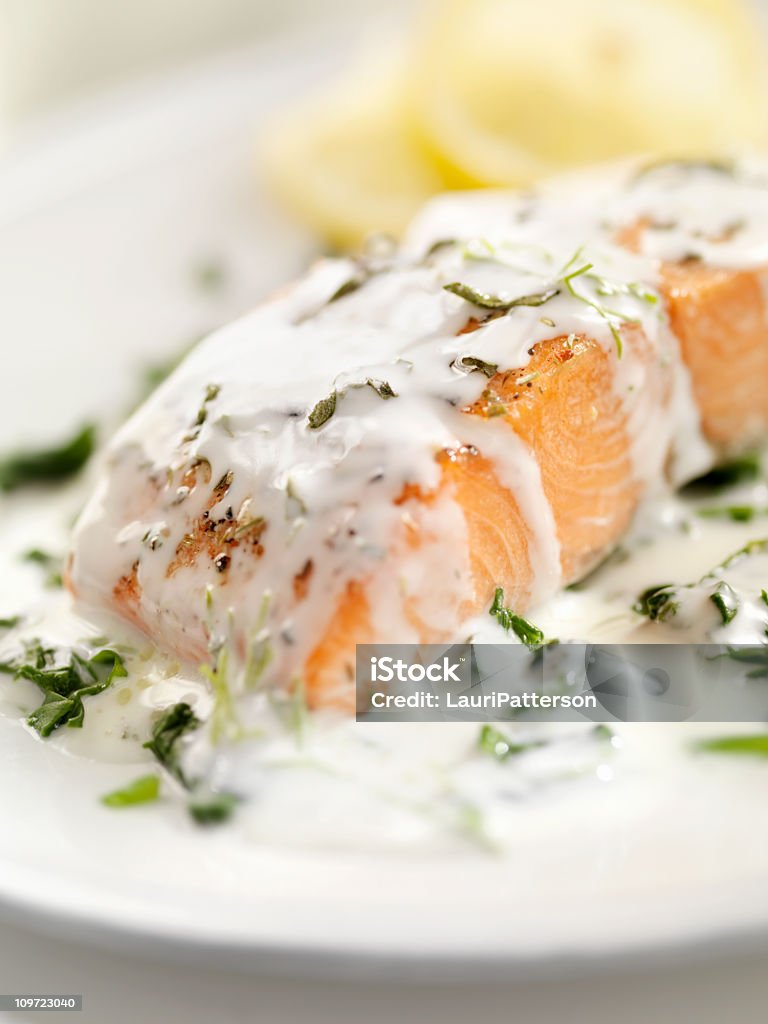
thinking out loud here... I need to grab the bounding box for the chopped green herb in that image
[328,275,365,303]
[636,540,768,628]
[634,583,679,621]
[592,724,614,742]
[0,424,95,493]
[188,791,239,826]
[562,261,626,357]
[196,384,220,426]
[307,390,337,429]
[710,581,739,626]
[685,454,761,491]
[425,238,456,258]
[720,538,768,568]
[478,724,545,761]
[234,515,266,538]
[364,378,397,400]
[694,734,768,758]
[21,548,63,588]
[101,774,161,808]
[444,281,559,311]
[489,587,545,648]
[200,643,241,744]
[451,355,499,378]
[143,702,200,786]
[0,645,126,738]
[717,646,768,678]
[22,548,55,566]
[697,505,766,523]
[307,378,397,429]
[0,616,20,630]
[761,589,768,608]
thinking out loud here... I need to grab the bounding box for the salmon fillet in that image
[68,160,768,711]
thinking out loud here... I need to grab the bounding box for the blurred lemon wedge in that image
[261,55,449,249]
[409,0,768,187]
[262,0,768,245]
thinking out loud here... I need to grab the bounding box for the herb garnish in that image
[478,724,546,761]
[188,791,239,825]
[697,505,767,523]
[21,548,63,588]
[101,774,161,808]
[635,540,768,628]
[0,424,95,493]
[0,616,20,630]
[0,644,126,737]
[451,355,499,378]
[444,281,559,311]
[328,274,366,304]
[308,391,337,429]
[684,454,761,492]
[307,379,397,430]
[716,646,768,678]
[634,584,679,621]
[561,260,628,357]
[694,734,768,758]
[143,702,200,786]
[142,701,239,825]
[489,587,545,648]
[710,581,739,626]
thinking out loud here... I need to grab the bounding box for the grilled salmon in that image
[68,159,768,710]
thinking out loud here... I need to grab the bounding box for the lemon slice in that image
[408,0,768,187]
[261,56,449,249]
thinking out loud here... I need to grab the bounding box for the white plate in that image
[1,27,768,980]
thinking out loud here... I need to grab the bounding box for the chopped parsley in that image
[710,581,739,626]
[561,259,629,357]
[187,791,239,826]
[0,616,20,630]
[364,378,397,400]
[307,379,397,430]
[477,724,545,761]
[489,587,545,648]
[717,646,768,678]
[0,644,126,738]
[634,584,679,621]
[328,274,366,304]
[694,734,768,759]
[143,702,200,786]
[21,548,63,588]
[308,390,337,429]
[697,505,767,523]
[444,281,559,311]
[451,355,499,378]
[0,424,95,493]
[141,701,240,827]
[684,454,761,492]
[101,774,161,808]
[635,539,768,628]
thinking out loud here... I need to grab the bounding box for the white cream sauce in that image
[1,159,768,853]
